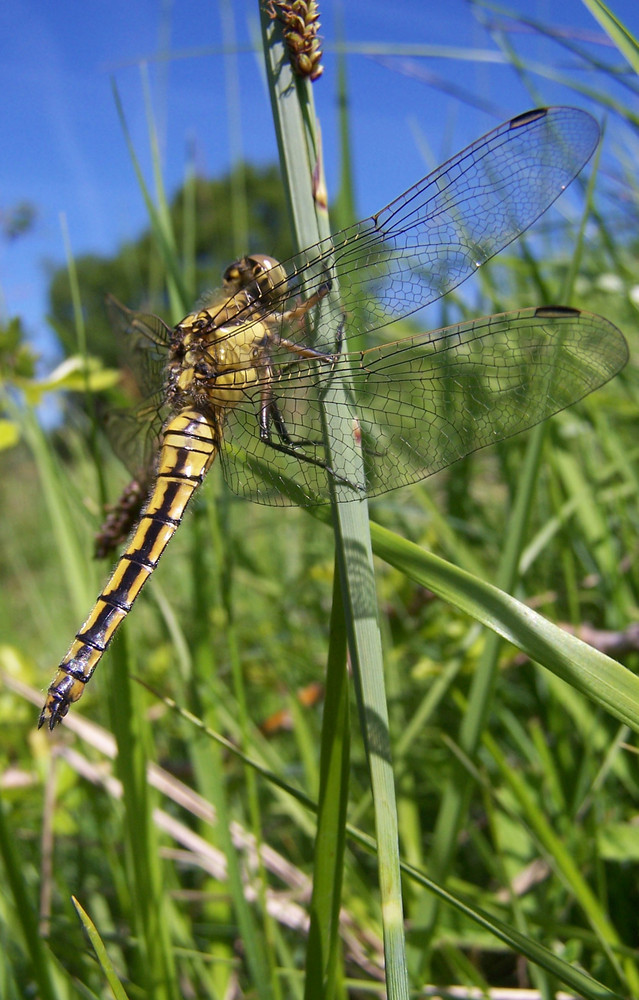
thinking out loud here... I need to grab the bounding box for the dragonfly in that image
[39,106,628,729]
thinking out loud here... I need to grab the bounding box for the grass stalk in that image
[0,793,61,1000]
[108,635,179,1000]
[259,7,410,998]
[304,563,350,1000]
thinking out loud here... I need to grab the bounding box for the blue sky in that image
[2,0,638,362]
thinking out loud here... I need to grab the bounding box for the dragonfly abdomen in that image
[39,408,220,729]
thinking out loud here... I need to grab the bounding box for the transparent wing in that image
[97,107,612,508]
[225,107,599,352]
[105,294,171,395]
[218,308,627,505]
[103,295,171,477]
[103,397,166,479]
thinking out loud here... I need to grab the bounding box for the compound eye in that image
[246,254,288,301]
[222,254,288,307]
[222,262,243,291]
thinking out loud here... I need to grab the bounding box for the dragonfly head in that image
[223,254,288,308]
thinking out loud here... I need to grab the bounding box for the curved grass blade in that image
[370,522,639,732]
[71,896,131,1000]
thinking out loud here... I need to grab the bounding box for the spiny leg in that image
[258,374,362,494]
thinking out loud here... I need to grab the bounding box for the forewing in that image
[104,395,167,480]
[254,108,600,351]
[218,308,627,505]
[103,294,171,477]
[105,294,171,399]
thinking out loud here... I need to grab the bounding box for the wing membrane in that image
[98,108,623,506]
[103,295,170,476]
[218,307,627,504]
[249,107,600,350]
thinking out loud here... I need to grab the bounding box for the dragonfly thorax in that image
[167,309,270,411]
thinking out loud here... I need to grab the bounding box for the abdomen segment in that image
[39,408,219,729]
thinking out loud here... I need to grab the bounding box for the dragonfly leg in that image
[280,275,332,324]
[278,311,345,360]
[267,273,337,349]
[259,372,322,451]
[277,338,336,363]
[259,384,363,495]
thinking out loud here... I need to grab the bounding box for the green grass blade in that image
[370,522,639,731]
[259,9,410,999]
[419,416,548,942]
[111,80,188,315]
[16,403,95,622]
[14,653,631,997]
[0,793,61,1000]
[483,730,639,992]
[58,214,109,513]
[581,0,639,73]
[305,564,350,1000]
[397,853,626,1000]
[108,637,179,1000]
[71,896,132,1000]
[191,697,277,1000]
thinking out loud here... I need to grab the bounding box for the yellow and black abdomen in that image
[39,408,220,729]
